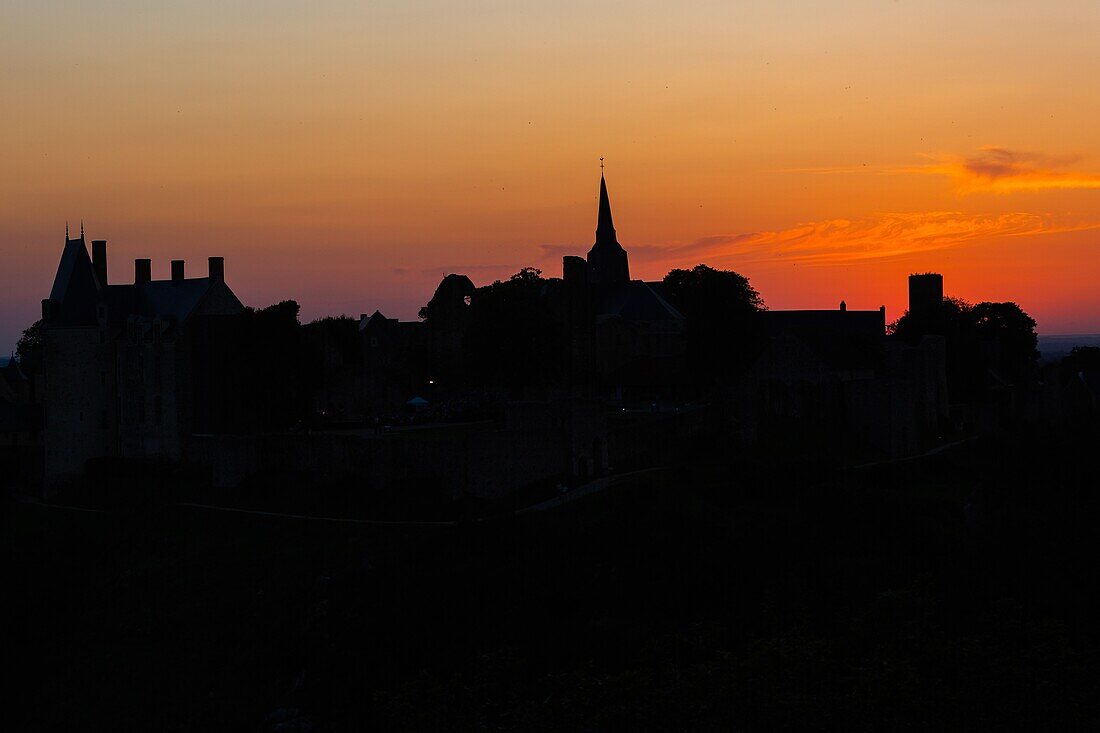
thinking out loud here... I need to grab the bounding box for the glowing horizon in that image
[3,0,1100,350]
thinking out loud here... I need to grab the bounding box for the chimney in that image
[208,256,224,282]
[92,240,107,286]
[839,300,847,312]
[135,259,151,284]
[171,260,185,282]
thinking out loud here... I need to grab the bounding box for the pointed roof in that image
[587,172,630,285]
[359,309,396,332]
[44,227,244,332]
[596,174,616,243]
[47,232,102,326]
[49,234,93,302]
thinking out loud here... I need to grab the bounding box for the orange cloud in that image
[917,147,1100,193]
[631,211,1100,267]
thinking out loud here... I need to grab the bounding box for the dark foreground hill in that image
[6,423,1100,731]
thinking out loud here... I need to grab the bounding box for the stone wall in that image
[42,325,117,487]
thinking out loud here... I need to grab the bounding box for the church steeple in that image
[596,173,615,243]
[587,165,630,285]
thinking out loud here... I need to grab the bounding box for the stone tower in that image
[908,273,944,318]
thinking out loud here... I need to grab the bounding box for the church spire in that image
[596,172,616,243]
[586,162,630,285]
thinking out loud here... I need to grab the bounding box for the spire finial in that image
[80,219,84,238]
[600,156,605,176]
[65,221,69,239]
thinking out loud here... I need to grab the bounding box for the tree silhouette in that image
[662,264,766,384]
[971,301,1039,383]
[466,268,565,396]
[236,300,308,428]
[15,319,44,376]
[890,297,1038,401]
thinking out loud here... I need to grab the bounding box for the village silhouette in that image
[4,172,1100,729]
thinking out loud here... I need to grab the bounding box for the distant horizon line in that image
[4,334,1100,365]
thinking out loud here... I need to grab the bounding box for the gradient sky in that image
[3,0,1100,351]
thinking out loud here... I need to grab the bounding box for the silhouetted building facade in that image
[570,174,687,403]
[40,230,244,487]
[31,176,964,496]
[743,299,949,459]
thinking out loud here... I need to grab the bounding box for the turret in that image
[908,273,944,318]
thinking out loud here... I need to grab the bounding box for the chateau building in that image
[40,229,244,486]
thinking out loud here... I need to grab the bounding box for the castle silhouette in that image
[31,171,952,494]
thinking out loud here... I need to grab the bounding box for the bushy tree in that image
[237,300,309,428]
[890,297,1039,401]
[661,264,766,383]
[304,316,361,371]
[971,301,1039,379]
[15,320,44,376]
[662,265,765,316]
[466,268,565,395]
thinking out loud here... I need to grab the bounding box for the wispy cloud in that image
[915,146,1100,193]
[770,147,1100,194]
[639,211,1100,267]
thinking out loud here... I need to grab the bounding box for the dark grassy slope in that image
[6,425,1100,731]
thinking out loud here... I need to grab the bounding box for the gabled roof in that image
[137,279,216,322]
[101,278,242,329]
[45,233,244,331]
[359,310,397,332]
[596,281,685,321]
[762,309,885,339]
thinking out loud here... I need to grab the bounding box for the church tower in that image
[586,173,630,285]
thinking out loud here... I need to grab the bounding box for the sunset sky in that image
[3,0,1100,351]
